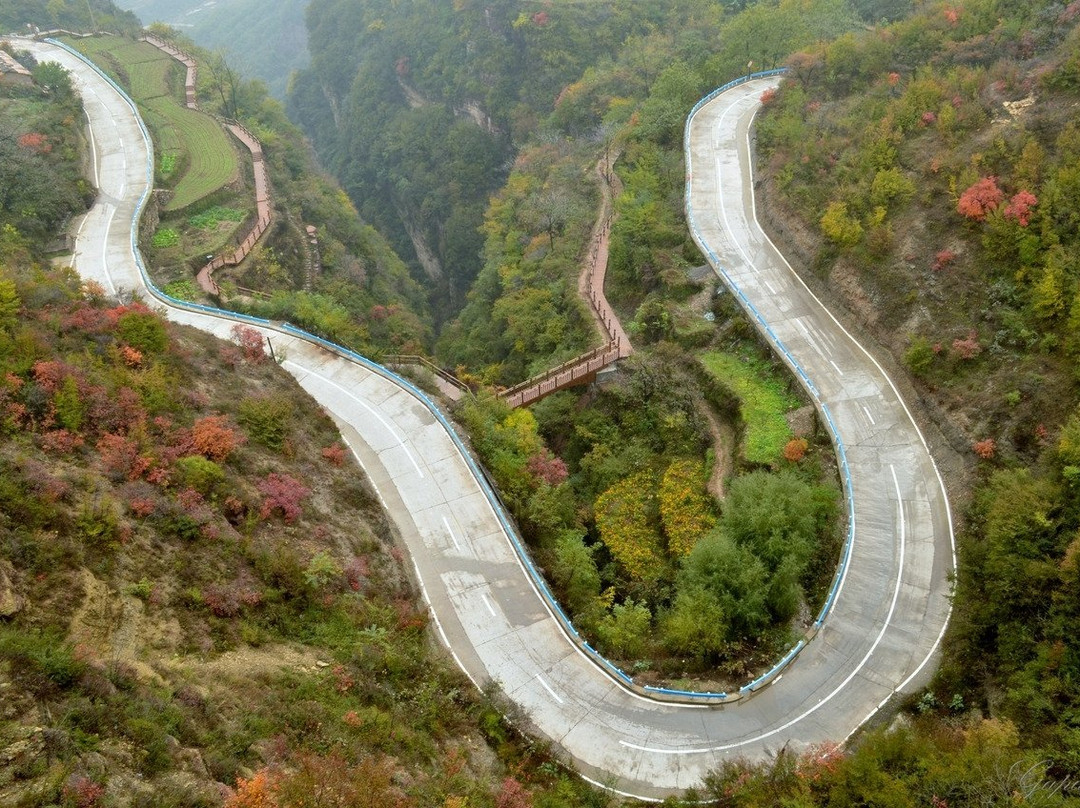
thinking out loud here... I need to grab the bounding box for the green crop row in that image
[144,97,239,211]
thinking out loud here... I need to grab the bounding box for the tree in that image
[719,470,826,574]
[957,176,1003,221]
[820,201,863,247]
[679,530,769,639]
[597,599,651,658]
[659,459,715,557]
[594,471,665,584]
[663,584,728,659]
[551,531,601,615]
[1003,190,1038,226]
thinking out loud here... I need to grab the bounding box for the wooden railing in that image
[140,34,273,296]
[384,355,472,398]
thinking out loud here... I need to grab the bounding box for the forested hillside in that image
[10,0,1080,802]
[0,42,610,808]
[0,0,139,33]
[287,0,696,320]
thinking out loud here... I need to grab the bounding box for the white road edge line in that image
[281,359,424,478]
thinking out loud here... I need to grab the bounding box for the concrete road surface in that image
[15,40,954,801]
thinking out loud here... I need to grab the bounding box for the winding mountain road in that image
[17,40,954,801]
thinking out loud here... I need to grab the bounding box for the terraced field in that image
[63,35,239,212]
[144,97,238,210]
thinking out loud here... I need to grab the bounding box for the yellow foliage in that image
[595,472,664,581]
[658,459,716,557]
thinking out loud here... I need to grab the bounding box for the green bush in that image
[173,455,225,496]
[0,628,87,696]
[116,310,168,354]
[237,394,295,450]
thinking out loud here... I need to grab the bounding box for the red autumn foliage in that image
[191,414,244,462]
[496,777,533,808]
[957,177,1003,221]
[1003,190,1038,226]
[40,429,85,455]
[230,324,266,363]
[321,443,346,466]
[344,555,369,592]
[920,111,937,126]
[32,359,67,393]
[97,433,142,479]
[796,742,844,782]
[257,472,310,522]
[18,132,51,153]
[118,345,144,367]
[532,10,548,25]
[225,769,279,808]
[760,87,778,105]
[526,450,568,486]
[973,438,997,459]
[61,775,105,808]
[932,249,957,271]
[128,498,156,518]
[952,330,982,360]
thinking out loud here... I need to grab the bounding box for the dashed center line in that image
[443,515,462,552]
[863,405,876,426]
[481,592,497,618]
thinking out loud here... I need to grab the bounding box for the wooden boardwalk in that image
[501,152,632,408]
[140,34,273,296]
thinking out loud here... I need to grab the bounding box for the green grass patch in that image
[189,206,245,230]
[162,279,199,301]
[700,351,800,464]
[158,153,177,179]
[151,228,180,248]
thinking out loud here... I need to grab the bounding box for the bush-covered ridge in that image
[0,76,607,808]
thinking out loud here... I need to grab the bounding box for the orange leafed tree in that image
[226,770,278,808]
[956,177,1003,221]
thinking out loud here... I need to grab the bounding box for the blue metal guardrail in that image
[57,39,824,703]
[682,69,862,696]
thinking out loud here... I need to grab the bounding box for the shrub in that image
[820,201,863,247]
[257,473,310,523]
[173,455,225,496]
[952,330,982,360]
[191,414,244,462]
[230,324,266,363]
[783,437,810,462]
[321,443,346,466]
[973,438,996,459]
[904,336,936,376]
[116,309,168,354]
[238,395,294,450]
